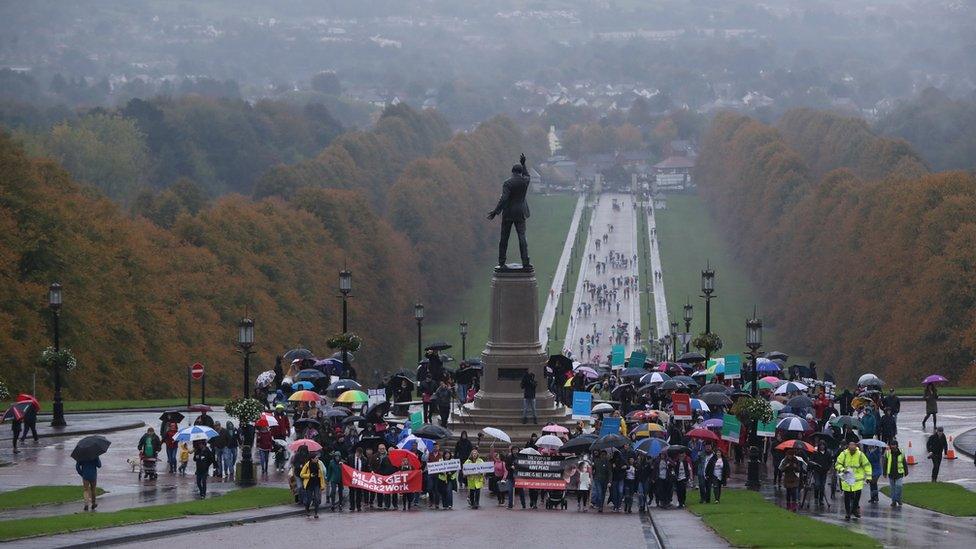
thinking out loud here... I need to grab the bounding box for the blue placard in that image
[572,391,592,420]
[599,416,621,437]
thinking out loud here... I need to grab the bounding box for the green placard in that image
[410,410,423,430]
[629,350,647,369]
[724,354,742,380]
[721,413,742,442]
[611,344,625,367]
[757,419,777,438]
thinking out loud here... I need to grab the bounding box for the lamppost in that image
[48,283,66,427]
[237,317,255,486]
[700,262,715,335]
[414,303,425,362]
[459,320,468,361]
[669,319,679,362]
[339,269,352,368]
[683,298,693,353]
[745,309,763,490]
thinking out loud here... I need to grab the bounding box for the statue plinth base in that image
[450,267,572,440]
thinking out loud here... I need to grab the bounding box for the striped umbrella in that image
[690,398,709,412]
[776,416,810,432]
[288,390,322,402]
[773,382,808,395]
[640,372,671,385]
[174,425,218,442]
[633,437,668,458]
[335,390,369,404]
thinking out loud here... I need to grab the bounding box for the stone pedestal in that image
[451,265,572,439]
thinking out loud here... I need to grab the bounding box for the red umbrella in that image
[288,438,323,452]
[15,394,40,411]
[686,428,721,442]
[776,439,815,452]
[388,448,421,470]
[1,402,33,423]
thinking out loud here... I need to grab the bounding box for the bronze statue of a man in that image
[487,153,532,270]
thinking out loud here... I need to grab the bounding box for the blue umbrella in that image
[175,425,218,442]
[292,381,314,391]
[756,359,782,373]
[633,437,668,458]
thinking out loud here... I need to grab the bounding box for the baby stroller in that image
[545,490,568,510]
[138,453,158,481]
[273,439,289,472]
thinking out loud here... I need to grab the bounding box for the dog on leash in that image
[126,457,140,472]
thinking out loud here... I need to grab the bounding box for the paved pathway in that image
[539,193,586,346]
[646,506,729,548]
[644,202,670,348]
[563,193,640,362]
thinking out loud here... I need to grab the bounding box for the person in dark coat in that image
[75,456,101,511]
[927,427,949,482]
[137,428,162,459]
[878,410,897,444]
[838,389,854,416]
[20,406,38,443]
[10,419,22,454]
[193,441,215,497]
[487,155,532,268]
[923,383,939,430]
[520,372,538,424]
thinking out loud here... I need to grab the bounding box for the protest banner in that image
[721,413,742,443]
[514,455,570,490]
[368,388,386,407]
[757,419,777,437]
[426,459,460,475]
[629,350,647,369]
[572,391,592,420]
[671,392,692,420]
[461,461,496,476]
[599,416,621,437]
[341,464,422,493]
[410,410,423,430]
[611,345,625,368]
[724,355,742,380]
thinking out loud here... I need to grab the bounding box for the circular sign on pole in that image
[191,362,204,380]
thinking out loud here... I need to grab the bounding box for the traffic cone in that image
[947,436,957,460]
[906,440,917,465]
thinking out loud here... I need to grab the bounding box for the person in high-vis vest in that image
[835,440,872,521]
[883,440,908,507]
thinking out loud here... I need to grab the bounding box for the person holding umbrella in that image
[779,447,806,512]
[72,435,109,511]
[193,440,215,497]
[835,440,871,521]
[922,382,939,430]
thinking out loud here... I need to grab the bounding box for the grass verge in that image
[0,485,106,510]
[0,487,292,541]
[890,387,976,397]
[689,489,879,548]
[655,195,806,362]
[880,482,976,516]
[404,193,578,364]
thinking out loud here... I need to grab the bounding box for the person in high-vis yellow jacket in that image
[835,441,872,521]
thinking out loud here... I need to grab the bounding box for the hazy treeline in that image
[696,109,976,386]
[0,104,529,398]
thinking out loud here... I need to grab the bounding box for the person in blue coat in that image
[864,444,883,503]
[75,457,101,511]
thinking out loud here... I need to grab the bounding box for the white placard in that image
[427,459,461,474]
[461,461,496,476]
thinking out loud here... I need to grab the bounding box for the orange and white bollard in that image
[906,440,917,465]
[947,436,957,460]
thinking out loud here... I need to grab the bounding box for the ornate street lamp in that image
[339,269,352,368]
[669,318,679,362]
[745,308,763,490]
[48,283,66,427]
[683,297,694,353]
[237,317,256,486]
[459,320,468,361]
[700,261,716,335]
[414,303,425,362]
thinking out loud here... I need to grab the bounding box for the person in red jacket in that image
[272,405,290,439]
[256,426,274,475]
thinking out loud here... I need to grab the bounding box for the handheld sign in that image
[721,413,742,443]
[671,392,692,420]
[724,355,742,380]
[572,391,592,420]
[599,417,621,437]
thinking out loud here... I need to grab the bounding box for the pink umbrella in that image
[576,366,599,379]
[923,375,948,385]
[542,424,569,434]
[760,376,781,384]
[288,438,323,452]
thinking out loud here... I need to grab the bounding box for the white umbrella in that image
[773,382,809,395]
[255,370,276,388]
[641,372,671,385]
[860,438,887,448]
[592,403,615,414]
[255,412,278,428]
[519,447,541,455]
[535,435,564,449]
[776,417,809,432]
[175,425,218,442]
[481,427,511,443]
[857,373,883,387]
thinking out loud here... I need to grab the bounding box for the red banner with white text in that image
[341,464,422,494]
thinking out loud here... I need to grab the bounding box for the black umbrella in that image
[159,411,185,423]
[700,392,733,406]
[765,351,789,361]
[327,379,362,397]
[425,342,453,351]
[283,348,314,362]
[699,383,731,394]
[591,433,630,451]
[330,351,355,363]
[549,354,574,370]
[658,379,689,392]
[296,369,327,382]
[365,401,391,421]
[71,435,111,461]
[342,415,366,425]
[1,401,33,423]
[610,383,634,398]
[323,408,350,419]
[666,444,691,455]
[787,395,814,409]
[355,436,384,450]
[455,367,479,385]
[415,424,453,440]
[561,434,597,454]
[295,418,324,430]
[677,352,706,364]
[636,384,656,396]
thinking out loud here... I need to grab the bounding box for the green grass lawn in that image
[880,482,976,516]
[655,195,807,362]
[890,387,976,397]
[403,193,578,365]
[689,489,879,548]
[0,398,229,413]
[0,486,106,510]
[553,200,591,348]
[637,203,654,342]
[0,487,292,541]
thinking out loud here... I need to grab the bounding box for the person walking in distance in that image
[835,441,871,521]
[922,382,939,430]
[927,427,949,482]
[75,455,101,511]
[520,372,538,424]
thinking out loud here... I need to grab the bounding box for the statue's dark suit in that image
[490,172,531,267]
